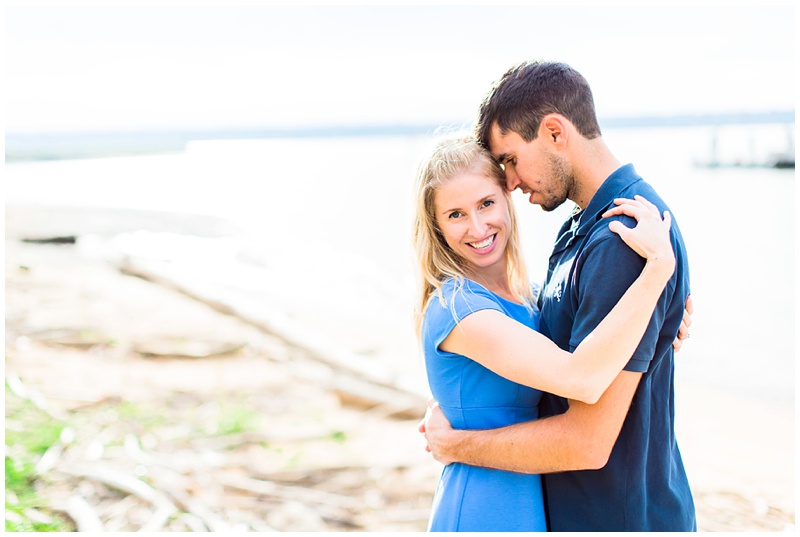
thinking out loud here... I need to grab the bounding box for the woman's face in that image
[433,172,511,275]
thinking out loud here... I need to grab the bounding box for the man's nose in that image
[505,170,521,192]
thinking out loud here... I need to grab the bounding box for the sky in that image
[4,3,796,134]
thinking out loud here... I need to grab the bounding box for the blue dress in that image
[422,278,547,532]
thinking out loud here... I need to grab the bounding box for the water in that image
[4,124,795,403]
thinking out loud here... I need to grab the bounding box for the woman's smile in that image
[468,233,497,253]
[434,172,511,274]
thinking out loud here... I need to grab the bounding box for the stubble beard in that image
[538,152,574,212]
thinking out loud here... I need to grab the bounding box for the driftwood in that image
[119,256,426,417]
[162,490,233,533]
[217,473,356,524]
[117,257,390,382]
[63,496,104,532]
[9,349,433,532]
[35,444,63,474]
[218,473,359,510]
[6,372,67,420]
[60,465,178,531]
[21,235,77,244]
[251,464,372,484]
[190,430,332,452]
[7,234,796,532]
[6,239,440,532]
[132,339,247,360]
[329,372,424,419]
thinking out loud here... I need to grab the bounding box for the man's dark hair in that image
[475,60,602,148]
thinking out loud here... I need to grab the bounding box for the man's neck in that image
[569,137,621,210]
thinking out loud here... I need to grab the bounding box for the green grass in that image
[216,401,259,436]
[4,379,294,531]
[5,382,72,532]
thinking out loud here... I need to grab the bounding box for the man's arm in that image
[421,369,641,473]
[419,293,692,470]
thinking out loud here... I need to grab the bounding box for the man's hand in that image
[673,294,693,352]
[418,398,457,465]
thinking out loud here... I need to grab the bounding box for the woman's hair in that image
[412,133,534,336]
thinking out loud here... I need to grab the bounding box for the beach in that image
[5,203,795,532]
[5,125,795,531]
[5,3,795,531]
[5,236,437,532]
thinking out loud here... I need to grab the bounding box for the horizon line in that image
[5,110,795,163]
[6,110,795,139]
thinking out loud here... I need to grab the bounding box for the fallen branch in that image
[153,478,232,533]
[60,465,178,531]
[6,372,68,421]
[119,257,426,417]
[21,235,77,244]
[329,372,424,419]
[132,339,247,360]
[63,495,104,532]
[217,472,359,510]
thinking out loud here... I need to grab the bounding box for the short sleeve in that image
[571,232,668,373]
[423,279,505,355]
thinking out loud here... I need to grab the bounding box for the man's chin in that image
[535,197,564,212]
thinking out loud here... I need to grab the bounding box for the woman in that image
[412,134,675,532]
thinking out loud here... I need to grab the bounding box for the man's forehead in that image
[487,124,508,159]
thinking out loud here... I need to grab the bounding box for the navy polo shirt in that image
[538,164,696,531]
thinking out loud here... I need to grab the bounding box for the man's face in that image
[488,125,572,212]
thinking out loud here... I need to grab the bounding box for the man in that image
[420,61,696,531]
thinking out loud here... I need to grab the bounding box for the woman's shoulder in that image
[423,278,505,339]
[439,277,499,302]
[425,277,502,316]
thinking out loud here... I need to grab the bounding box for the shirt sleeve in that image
[569,230,670,373]
[424,279,505,355]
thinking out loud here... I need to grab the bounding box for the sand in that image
[4,207,795,531]
[5,239,438,531]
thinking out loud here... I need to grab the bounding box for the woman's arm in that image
[673,295,693,351]
[439,196,675,404]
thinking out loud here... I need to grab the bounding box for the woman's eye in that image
[448,211,462,219]
[482,200,494,208]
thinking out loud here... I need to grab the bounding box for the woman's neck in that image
[465,262,516,303]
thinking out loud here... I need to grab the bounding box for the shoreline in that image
[6,202,794,406]
[4,204,796,531]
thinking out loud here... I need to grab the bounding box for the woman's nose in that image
[469,213,488,236]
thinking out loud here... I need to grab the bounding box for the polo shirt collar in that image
[575,163,642,236]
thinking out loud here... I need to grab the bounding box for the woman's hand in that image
[605,196,692,352]
[602,195,675,276]
[673,295,693,351]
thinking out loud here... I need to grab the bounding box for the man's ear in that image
[541,114,568,148]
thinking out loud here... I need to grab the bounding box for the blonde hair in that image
[412,134,534,336]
